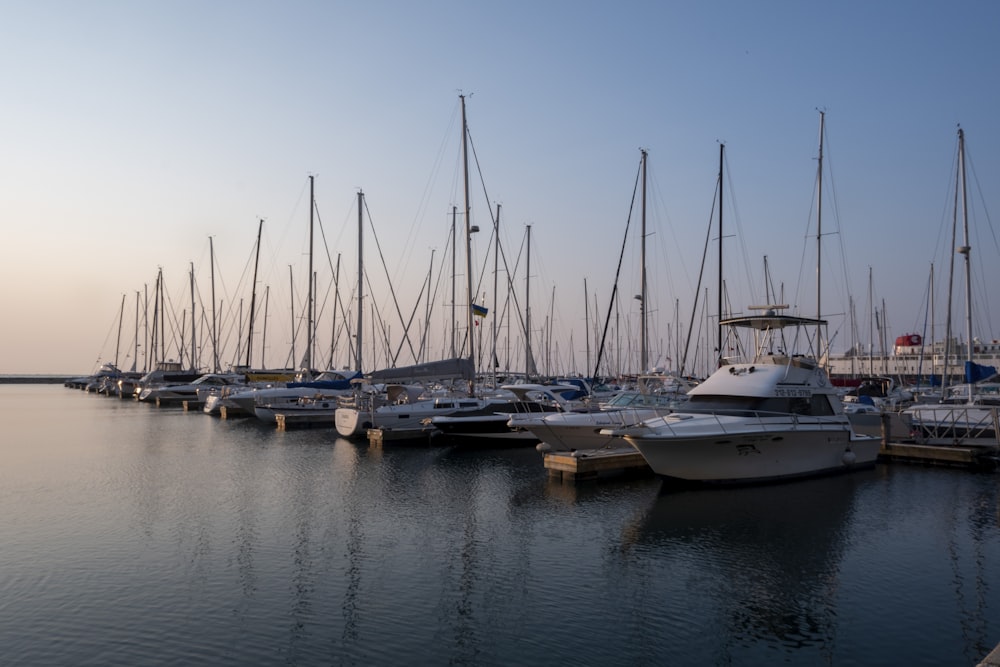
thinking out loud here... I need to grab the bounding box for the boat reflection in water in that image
[621,471,875,662]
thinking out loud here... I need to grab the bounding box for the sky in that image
[2,0,999,376]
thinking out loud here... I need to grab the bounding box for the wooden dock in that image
[543,446,652,482]
[979,642,1000,667]
[218,405,247,419]
[879,441,999,470]
[541,439,998,483]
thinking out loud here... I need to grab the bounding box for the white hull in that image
[526,408,661,451]
[335,407,368,437]
[625,415,880,483]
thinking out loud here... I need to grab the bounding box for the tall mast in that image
[246,219,263,369]
[305,175,315,371]
[717,143,724,366]
[460,94,475,391]
[930,262,935,355]
[142,284,149,372]
[210,236,218,372]
[584,278,590,379]
[132,290,139,373]
[115,292,125,370]
[958,128,973,399]
[525,223,533,379]
[492,203,501,387]
[288,265,295,371]
[356,190,365,373]
[158,267,165,366]
[816,110,825,356]
[639,148,648,373]
[451,205,457,358]
[868,267,874,376]
[189,262,196,371]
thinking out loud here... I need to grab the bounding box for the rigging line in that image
[390,269,431,366]
[362,196,419,363]
[820,122,858,326]
[964,147,998,335]
[720,149,759,310]
[496,231,529,364]
[310,198,353,364]
[680,175,720,377]
[591,155,642,381]
[361,264,394,367]
[466,126,498,304]
[394,103,461,286]
[647,162,695,301]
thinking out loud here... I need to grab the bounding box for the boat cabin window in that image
[686,393,835,416]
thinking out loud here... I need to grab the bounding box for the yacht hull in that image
[627,422,879,483]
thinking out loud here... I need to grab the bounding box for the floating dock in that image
[878,441,999,470]
[543,446,652,482]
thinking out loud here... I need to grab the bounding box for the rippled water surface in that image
[1,385,999,665]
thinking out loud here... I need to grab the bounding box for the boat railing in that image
[907,405,1000,446]
[656,409,850,437]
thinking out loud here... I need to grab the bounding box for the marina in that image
[2,383,1000,665]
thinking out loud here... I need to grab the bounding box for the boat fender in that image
[842,448,856,466]
[535,442,552,453]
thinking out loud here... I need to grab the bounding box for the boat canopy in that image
[367,356,475,383]
[720,314,826,331]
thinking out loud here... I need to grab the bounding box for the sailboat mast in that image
[306,176,315,371]
[584,278,591,379]
[356,189,364,373]
[288,265,296,370]
[133,290,139,373]
[958,127,972,371]
[460,94,475,390]
[868,267,874,376]
[639,148,648,373]
[816,110,825,356]
[158,267,165,366]
[189,262,196,371]
[210,236,218,372]
[492,203,501,387]
[451,205,457,359]
[526,223,533,379]
[246,219,263,369]
[115,293,125,370]
[717,143,724,366]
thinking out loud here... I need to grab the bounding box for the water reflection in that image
[5,387,1000,666]
[623,473,874,661]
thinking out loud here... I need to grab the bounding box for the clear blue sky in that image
[2,0,999,375]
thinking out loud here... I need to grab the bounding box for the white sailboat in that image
[903,128,1000,448]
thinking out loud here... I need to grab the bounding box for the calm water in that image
[1,385,998,666]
